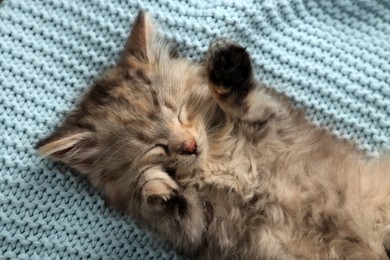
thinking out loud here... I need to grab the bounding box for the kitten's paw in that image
[141,167,179,205]
[206,39,253,97]
[141,167,191,216]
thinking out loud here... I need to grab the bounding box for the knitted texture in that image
[1,0,390,258]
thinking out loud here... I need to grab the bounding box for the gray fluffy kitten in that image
[38,12,390,259]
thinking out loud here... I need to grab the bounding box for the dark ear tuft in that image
[121,11,156,64]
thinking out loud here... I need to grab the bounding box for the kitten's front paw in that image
[141,167,179,205]
[141,167,190,216]
[206,39,253,97]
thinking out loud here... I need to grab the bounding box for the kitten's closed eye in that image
[178,106,190,126]
[141,145,169,165]
[147,145,168,156]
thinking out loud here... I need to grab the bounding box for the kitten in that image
[37,12,390,259]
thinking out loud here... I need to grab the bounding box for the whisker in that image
[88,140,126,171]
[100,142,133,171]
[205,123,225,134]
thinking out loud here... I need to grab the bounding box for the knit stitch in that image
[1,0,389,259]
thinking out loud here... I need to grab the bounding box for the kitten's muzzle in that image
[178,138,198,156]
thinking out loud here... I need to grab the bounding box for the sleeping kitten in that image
[37,12,390,259]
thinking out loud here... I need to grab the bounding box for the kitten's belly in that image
[197,154,390,259]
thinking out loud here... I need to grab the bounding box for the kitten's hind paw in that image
[206,39,253,97]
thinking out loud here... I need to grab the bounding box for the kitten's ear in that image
[121,11,156,63]
[36,124,96,172]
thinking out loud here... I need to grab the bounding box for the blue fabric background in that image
[1,0,389,258]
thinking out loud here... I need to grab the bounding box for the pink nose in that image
[181,138,197,155]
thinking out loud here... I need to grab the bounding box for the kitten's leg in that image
[137,166,209,256]
[206,39,283,124]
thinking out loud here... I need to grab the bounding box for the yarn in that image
[1,0,389,258]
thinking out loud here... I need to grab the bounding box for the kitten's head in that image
[37,12,214,192]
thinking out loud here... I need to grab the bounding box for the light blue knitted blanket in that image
[1,0,389,259]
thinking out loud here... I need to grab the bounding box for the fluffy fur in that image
[37,12,390,259]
